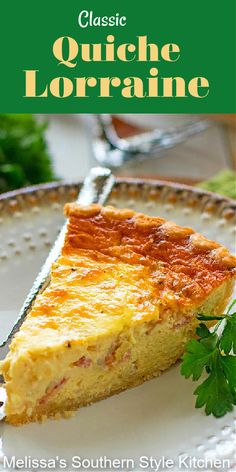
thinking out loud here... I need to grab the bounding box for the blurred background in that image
[0,114,235,198]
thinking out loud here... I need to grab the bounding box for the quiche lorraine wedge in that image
[1,204,236,425]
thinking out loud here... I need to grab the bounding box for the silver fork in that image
[92,114,210,167]
[0,167,114,418]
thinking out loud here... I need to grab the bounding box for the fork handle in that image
[0,167,114,353]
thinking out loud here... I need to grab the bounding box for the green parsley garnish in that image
[0,114,56,193]
[181,299,236,417]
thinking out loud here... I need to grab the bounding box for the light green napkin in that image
[198,170,236,200]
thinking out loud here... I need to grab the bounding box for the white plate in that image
[0,180,235,471]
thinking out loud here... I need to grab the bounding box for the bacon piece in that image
[105,352,115,367]
[146,320,159,335]
[39,378,66,405]
[122,350,131,362]
[73,355,92,368]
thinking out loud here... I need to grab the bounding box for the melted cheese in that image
[9,204,236,354]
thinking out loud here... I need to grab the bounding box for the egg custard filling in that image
[1,204,235,425]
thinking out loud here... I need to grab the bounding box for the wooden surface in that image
[228,126,236,169]
[112,116,235,184]
[206,115,236,171]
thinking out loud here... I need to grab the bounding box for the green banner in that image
[0,0,235,113]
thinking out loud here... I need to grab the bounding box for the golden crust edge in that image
[5,359,180,426]
[64,203,236,270]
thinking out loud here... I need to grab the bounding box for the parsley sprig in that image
[181,299,236,417]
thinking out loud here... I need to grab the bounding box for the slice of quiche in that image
[1,204,235,425]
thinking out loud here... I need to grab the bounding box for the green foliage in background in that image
[198,170,236,200]
[0,114,56,193]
